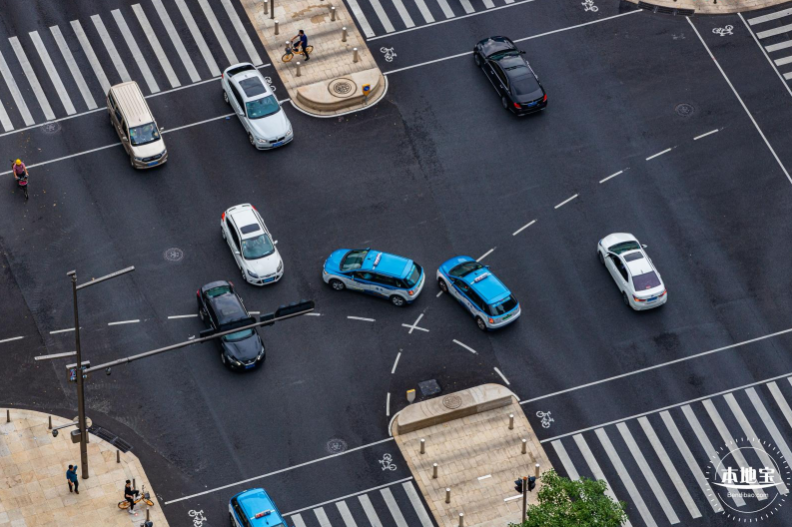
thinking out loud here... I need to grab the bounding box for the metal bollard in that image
[117,450,120,463]
[6,410,9,423]
[521,439,527,455]
[420,438,425,454]
[48,416,52,430]
[263,0,269,14]
[133,478,136,490]
[353,47,359,63]
[146,509,150,521]
[341,27,348,42]
[445,488,451,504]
[274,20,279,36]
[509,413,514,430]
[296,62,301,77]
[459,513,464,527]
[331,6,336,21]
[270,0,275,19]
[535,463,540,478]
[432,463,438,479]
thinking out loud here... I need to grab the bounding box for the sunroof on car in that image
[624,252,644,262]
[239,77,266,97]
[240,224,261,234]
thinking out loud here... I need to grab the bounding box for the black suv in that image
[197,281,265,370]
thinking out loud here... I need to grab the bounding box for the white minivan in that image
[107,81,167,169]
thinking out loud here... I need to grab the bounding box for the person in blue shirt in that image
[291,30,310,60]
[66,465,79,494]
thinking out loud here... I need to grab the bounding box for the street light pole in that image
[67,271,88,480]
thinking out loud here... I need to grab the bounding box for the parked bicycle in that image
[118,484,155,509]
[282,42,314,62]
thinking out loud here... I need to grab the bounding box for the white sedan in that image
[221,204,283,286]
[597,233,666,310]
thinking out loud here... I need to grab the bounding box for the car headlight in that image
[247,269,259,278]
[257,137,268,144]
[287,125,293,136]
[277,261,283,272]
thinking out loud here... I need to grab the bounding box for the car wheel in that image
[223,90,229,105]
[249,134,256,147]
[622,293,631,308]
[474,52,482,66]
[476,317,487,331]
[220,352,227,366]
[438,278,448,293]
[229,512,235,526]
[221,227,226,240]
[598,251,604,265]
[329,279,345,291]
[198,307,205,322]
[129,156,135,168]
[240,267,247,281]
[390,295,406,307]
[501,97,509,111]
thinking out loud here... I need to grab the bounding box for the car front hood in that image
[325,249,349,273]
[248,110,290,141]
[222,335,262,362]
[246,252,281,277]
[132,139,166,158]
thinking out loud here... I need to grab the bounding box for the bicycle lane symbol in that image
[712,25,734,37]
[189,509,208,526]
[380,47,397,62]
[378,453,397,471]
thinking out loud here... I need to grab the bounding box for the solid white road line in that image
[0,50,32,127]
[358,495,384,527]
[391,352,401,374]
[637,417,702,519]
[550,440,580,480]
[49,328,76,334]
[91,15,132,82]
[335,500,358,527]
[0,96,11,132]
[748,6,792,24]
[659,411,722,513]
[70,20,111,95]
[108,319,140,326]
[596,428,657,527]
[313,507,332,527]
[132,4,181,89]
[150,0,200,83]
[9,37,56,121]
[305,312,322,316]
[348,316,375,322]
[196,0,239,65]
[452,339,477,354]
[167,314,197,320]
[219,0,263,65]
[174,0,221,76]
[476,248,495,261]
[554,194,578,209]
[344,0,376,37]
[49,26,97,110]
[403,482,434,527]
[739,13,792,99]
[515,10,642,45]
[599,170,623,184]
[512,219,536,236]
[413,0,436,23]
[693,129,719,141]
[0,142,121,176]
[616,423,679,524]
[646,148,671,161]
[112,10,160,93]
[756,22,792,39]
[291,515,307,527]
[386,392,391,416]
[689,17,792,185]
[284,478,413,517]
[766,40,792,52]
[493,367,510,385]
[390,0,416,29]
[574,434,633,527]
[34,351,76,360]
[29,31,76,115]
[0,336,24,345]
[767,381,792,429]
[746,387,792,487]
[381,488,408,527]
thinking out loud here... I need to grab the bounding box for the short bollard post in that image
[521,438,527,455]
[133,478,136,490]
[270,0,275,19]
[331,6,337,21]
[508,413,514,430]
[274,20,279,36]
[353,47,359,63]
[459,513,464,527]
[420,438,426,454]
[116,450,120,463]
[432,463,438,479]
[263,0,269,15]
[535,463,540,478]
[445,488,451,504]
[6,410,9,423]
[342,26,348,42]
[146,509,150,522]
[48,416,52,430]
[296,62,301,77]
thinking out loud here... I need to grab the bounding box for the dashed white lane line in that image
[512,219,536,236]
[50,328,76,334]
[476,248,495,262]
[249,311,261,315]
[0,336,24,345]
[554,194,578,209]
[391,352,401,374]
[694,129,720,141]
[401,324,430,333]
[386,392,391,417]
[493,367,511,385]
[348,316,376,322]
[305,312,322,316]
[436,291,444,298]
[646,148,672,161]
[599,170,623,184]
[168,314,197,320]
[453,339,478,355]
[107,319,140,326]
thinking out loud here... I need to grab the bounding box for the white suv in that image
[221,204,284,286]
[221,63,293,150]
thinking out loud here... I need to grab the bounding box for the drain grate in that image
[327,78,357,99]
[675,103,694,117]
[88,425,133,453]
[638,1,694,15]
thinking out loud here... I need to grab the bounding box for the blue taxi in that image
[229,488,286,527]
[437,256,520,330]
[323,248,425,307]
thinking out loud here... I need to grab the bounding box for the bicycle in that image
[282,42,314,62]
[118,484,155,509]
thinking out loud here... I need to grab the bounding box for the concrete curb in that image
[625,0,792,15]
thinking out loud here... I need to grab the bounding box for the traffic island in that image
[238,0,386,117]
[0,408,169,527]
[391,384,554,527]
[624,0,790,14]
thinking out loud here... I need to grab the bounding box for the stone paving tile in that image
[0,409,168,527]
[624,0,790,14]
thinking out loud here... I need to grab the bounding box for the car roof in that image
[109,81,152,127]
[462,268,511,304]
[207,290,248,326]
[232,488,285,526]
[360,251,413,278]
[231,70,271,101]
[625,251,654,276]
[229,207,263,238]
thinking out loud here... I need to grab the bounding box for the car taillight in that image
[542,94,547,102]
[251,205,257,210]
[489,318,495,323]
[408,289,415,296]
[221,212,225,221]
[196,289,200,297]
[659,290,667,297]
[513,102,521,109]
[633,295,646,302]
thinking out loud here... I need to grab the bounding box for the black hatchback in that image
[474,36,547,116]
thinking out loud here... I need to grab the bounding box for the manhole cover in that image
[442,395,463,409]
[41,122,61,134]
[675,103,694,117]
[328,78,357,99]
[163,248,184,262]
[326,438,347,453]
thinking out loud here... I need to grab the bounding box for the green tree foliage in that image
[509,470,628,527]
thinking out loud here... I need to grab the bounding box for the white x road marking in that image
[402,313,429,333]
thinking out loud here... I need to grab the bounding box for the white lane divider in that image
[107,319,140,326]
[476,248,495,262]
[554,194,579,209]
[694,129,720,141]
[391,352,401,374]
[646,147,672,161]
[494,367,511,385]
[599,170,624,184]
[436,291,444,298]
[348,316,376,322]
[453,339,478,355]
[0,336,24,345]
[512,219,536,236]
[386,392,391,417]
[168,314,197,320]
[305,312,322,316]
[50,327,76,334]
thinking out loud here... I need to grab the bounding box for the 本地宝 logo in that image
[705,437,791,521]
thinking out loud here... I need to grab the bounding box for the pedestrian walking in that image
[66,465,79,494]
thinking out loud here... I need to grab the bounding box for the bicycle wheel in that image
[144,499,155,507]
[282,53,293,63]
[118,501,130,510]
[24,187,28,200]
[305,46,314,54]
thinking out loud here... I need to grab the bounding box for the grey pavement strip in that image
[748,7,792,25]
[70,20,111,94]
[345,0,377,37]
[112,9,160,93]
[724,393,789,494]
[550,440,580,480]
[9,37,55,121]
[616,422,680,524]
[402,482,433,527]
[659,411,722,513]
[412,0,436,23]
[434,0,455,19]
[313,507,332,527]
[49,26,97,110]
[290,515,307,527]
[637,416,702,519]
[196,0,238,65]
[335,501,358,527]
[0,93,12,132]
[358,495,383,527]
[150,0,200,82]
[701,399,763,500]
[768,381,792,429]
[390,0,416,28]
[173,0,220,77]
[681,404,746,507]
[28,31,76,115]
[218,0,263,65]
[459,0,475,14]
[132,4,181,88]
[775,55,792,66]
[595,428,657,527]
[766,40,792,52]
[368,0,396,34]
[746,387,792,483]
[380,488,408,527]
[757,23,792,39]
[573,434,633,527]
[91,15,132,82]
[784,71,792,80]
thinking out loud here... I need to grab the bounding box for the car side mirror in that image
[642,244,648,249]
[234,250,241,255]
[199,329,214,340]
[520,50,526,54]
[238,110,245,117]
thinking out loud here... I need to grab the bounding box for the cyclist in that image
[291,30,310,61]
[124,480,139,515]
[11,159,27,181]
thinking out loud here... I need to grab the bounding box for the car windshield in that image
[489,50,519,60]
[510,71,540,96]
[450,261,483,278]
[246,95,280,119]
[241,234,275,259]
[222,329,254,342]
[633,271,662,291]
[341,250,369,271]
[608,241,641,254]
[488,296,518,317]
[405,264,422,287]
[129,122,161,146]
[205,286,231,298]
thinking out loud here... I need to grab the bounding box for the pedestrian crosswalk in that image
[547,375,792,526]
[747,7,792,81]
[351,0,527,39]
[0,0,265,132]
[286,480,435,527]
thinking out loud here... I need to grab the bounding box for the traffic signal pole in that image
[68,272,88,480]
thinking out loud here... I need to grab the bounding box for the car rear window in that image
[488,296,518,317]
[206,286,231,298]
[239,77,267,97]
[341,250,369,271]
[450,261,483,278]
[509,70,540,96]
[633,271,661,291]
[227,64,255,77]
[404,264,422,287]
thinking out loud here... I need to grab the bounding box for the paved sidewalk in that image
[0,408,168,527]
[626,0,792,14]
[392,385,553,527]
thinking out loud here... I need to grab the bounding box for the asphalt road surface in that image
[3,0,792,526]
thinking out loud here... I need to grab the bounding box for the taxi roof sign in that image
[473,272,491,284]
[253,509,274,519]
